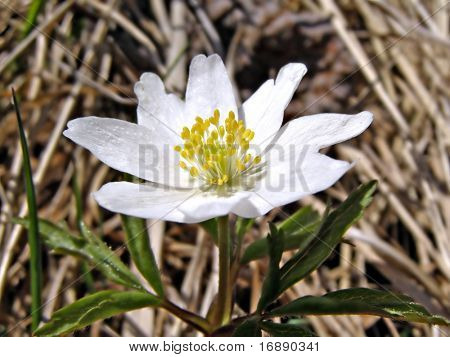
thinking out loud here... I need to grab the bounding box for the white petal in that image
[269,111,373,150]
[177,190,250,222]
[134,72,185,134]
[93,182,249,223]
[93,182,194,223]
[185,54,237,124]
[232,151,352,217]
[242,63,307,149]
[64,117,196,188]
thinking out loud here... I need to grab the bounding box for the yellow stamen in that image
[174,109,260,186]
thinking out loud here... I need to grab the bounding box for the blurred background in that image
[0,0,449,336]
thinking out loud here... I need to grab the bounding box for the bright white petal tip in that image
[185,54,237,123]
[243,62,308,148]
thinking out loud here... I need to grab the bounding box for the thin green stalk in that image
[217,215,232,326]
[12,88,42,332]
[72,168,95,291]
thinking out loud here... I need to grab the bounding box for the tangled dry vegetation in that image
[0,0,449,336]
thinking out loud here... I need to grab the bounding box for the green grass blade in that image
[257,223,284,312]
[12,88,42,332]
[121,174,164,296]
[122,214,164,296]
[21,0,46,38]
[71,171,96,291]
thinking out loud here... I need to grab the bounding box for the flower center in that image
[174,109,261,186]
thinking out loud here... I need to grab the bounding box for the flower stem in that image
[217,215,232,325]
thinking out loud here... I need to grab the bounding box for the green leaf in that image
[257,224,284,312]
[278,205,321,236]
[268,288,450,326]
[35,290,162,336]
[15,218,142,290]
[122,214,164,296]
[232,316,262,337]
[236,217,254,240]
[240,206,320,265]
[13,88,42,332]
[200,218,218,245]
[278,181,377,293]
[260,321,315,337]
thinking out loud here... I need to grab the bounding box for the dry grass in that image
[0,0,449,336]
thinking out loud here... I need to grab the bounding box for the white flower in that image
[64,54,372,223]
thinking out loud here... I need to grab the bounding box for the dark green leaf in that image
[232,316,262,337]
[122,214,164,296]
[260,321,315,337]
[257,224,284,312]
[13,88,42,332]
[279,181,377,293]
[35,290,162,336]
[15,218,142,290]
[269,288,450,326]
[240,206,320,265]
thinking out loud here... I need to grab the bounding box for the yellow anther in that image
[181,128,190,139]
[174,108,261,186]
[181,150,189,160]
[190,167,199,177]
[193,134,202,144]
[210,115,219,126]
[214,109,220,121]
[236,159,245,171]
[203,120,210,130]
